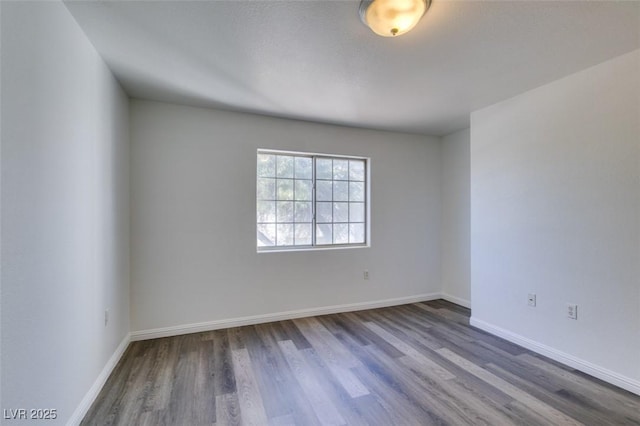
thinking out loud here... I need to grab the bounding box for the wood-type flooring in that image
[82,300,640,425]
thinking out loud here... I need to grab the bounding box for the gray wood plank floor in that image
[82,300,640,425]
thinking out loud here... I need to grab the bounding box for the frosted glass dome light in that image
[359,0,430,37]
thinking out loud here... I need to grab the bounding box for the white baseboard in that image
[131,293,442,341]
[67,333,131,425]
[440,293,471,309]
[470,317,640,396]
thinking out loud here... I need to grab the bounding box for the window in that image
[257,150,368,251]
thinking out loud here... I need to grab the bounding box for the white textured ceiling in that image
[65,1,639,136]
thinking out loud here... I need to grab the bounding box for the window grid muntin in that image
[258,152,314,247]
[258,151,367,250]
[313,156,366,246]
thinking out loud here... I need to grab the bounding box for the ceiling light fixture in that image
[359,0,431,37]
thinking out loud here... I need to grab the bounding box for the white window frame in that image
[257,149,371,252]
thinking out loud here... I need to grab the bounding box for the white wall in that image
[1,2,130,423]
[470,50,640,392]
[440,128,471,307]
[130,100,441,333]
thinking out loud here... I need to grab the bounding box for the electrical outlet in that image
[105,309,109,327]
[363,270,369,280]
[567,304,578,320]
[527,293,536,307]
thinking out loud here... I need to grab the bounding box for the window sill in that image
[257,243,369,254]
